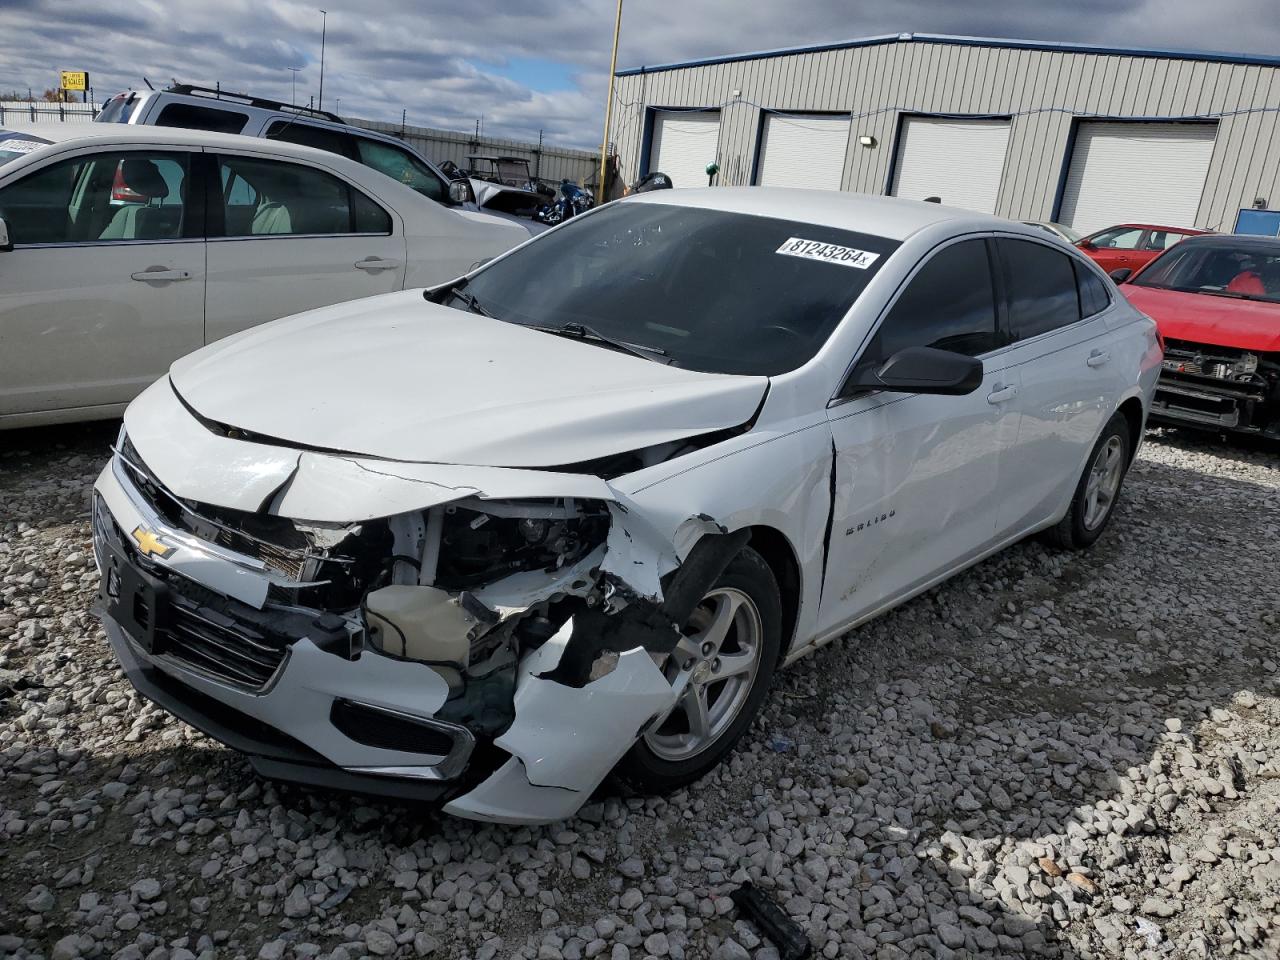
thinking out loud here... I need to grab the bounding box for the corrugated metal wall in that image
[611,38,1280,232]
[350,119,598,187]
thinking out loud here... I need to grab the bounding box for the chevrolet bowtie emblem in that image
[131,525,176,560]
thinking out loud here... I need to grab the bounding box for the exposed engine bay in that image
[1154,338,1280,435]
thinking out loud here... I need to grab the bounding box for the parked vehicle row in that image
[89,189,1159,823]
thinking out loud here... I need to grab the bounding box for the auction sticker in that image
[776,237,880,269]
[0,140,45,156]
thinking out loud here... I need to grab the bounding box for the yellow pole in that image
[598,0,624,199]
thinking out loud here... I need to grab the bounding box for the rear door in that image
[203,151,406,346]
[821,237,1016,632]
[989,236,1123,537]
[0,146,204,417]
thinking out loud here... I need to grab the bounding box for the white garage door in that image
[890,117,1011,214]
[649,112,720,189]
[1058,122,1217,234]
[756,114,850,190]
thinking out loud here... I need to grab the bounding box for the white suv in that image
[96,85,471,210]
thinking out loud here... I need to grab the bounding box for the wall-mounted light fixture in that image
[858,135,877,148]
[1254,196,1268,209]
[731,89,742,98]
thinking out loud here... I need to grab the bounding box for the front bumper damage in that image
[92,383,745,823]
[1152,340,1280,436]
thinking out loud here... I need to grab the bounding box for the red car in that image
[1077,223,1208,275]
[1119,234,1280,436]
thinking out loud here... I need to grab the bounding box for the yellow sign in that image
[60,71,88,92]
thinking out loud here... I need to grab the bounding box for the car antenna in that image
[142,76,155,90]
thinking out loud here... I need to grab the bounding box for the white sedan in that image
[92,188,1160,824]
[0,127,531,428]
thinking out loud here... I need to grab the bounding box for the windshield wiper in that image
[535,321,673,363]
[448,286,494,318]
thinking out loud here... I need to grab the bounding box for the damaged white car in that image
[92,189,1161,824]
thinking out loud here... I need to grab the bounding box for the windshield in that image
[1132,240,1280,304]
[453,201,900,376]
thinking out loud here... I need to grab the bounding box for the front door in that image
[820,237,1019,634]
[203,152,405,346]
[1084,225,1146,275]
[0,148,203,417]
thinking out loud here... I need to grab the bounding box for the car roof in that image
[1098,223,1208,233]
[624,187,1017,241]
[1172,233,1280,250]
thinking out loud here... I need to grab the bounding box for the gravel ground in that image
[1,421,1278,960]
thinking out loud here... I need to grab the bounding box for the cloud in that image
[1,0,1276,151]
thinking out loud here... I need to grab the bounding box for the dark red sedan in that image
[1119,234,1280,436]
[1077,223,1208,275]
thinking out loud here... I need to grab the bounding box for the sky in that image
[1,0,1277,151]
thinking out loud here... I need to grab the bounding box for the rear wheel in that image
[615,547,781,793]
[1045,412,1132,550]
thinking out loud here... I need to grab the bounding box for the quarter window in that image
[859,239,999,368]
[155,103,248,135]
[264,120,354,158]
[1074,260,1112,318]
[354,138,447,202]
[215,155,390,237]
[0,150,189,245]
[997,238,1081,341]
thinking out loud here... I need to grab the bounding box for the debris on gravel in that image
[2,422,1278,958]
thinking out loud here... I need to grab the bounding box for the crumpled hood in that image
[1123,285,1280,352]
[169,291,768,467]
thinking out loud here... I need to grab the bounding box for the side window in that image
[0,150,189,245]
[155,103,249,135]
[1144,230,1188,251]
[859,239,999,369]
[1073,259,1112,318]
[264,120,354,158]
[353,137,447,202]
[998,239,1081,341]
[1089,227,1144,249]
[215,155,390,237]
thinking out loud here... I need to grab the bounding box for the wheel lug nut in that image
[701,642,713,656]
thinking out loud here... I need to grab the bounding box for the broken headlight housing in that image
[431,498,611,590]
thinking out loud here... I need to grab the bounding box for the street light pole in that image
[288,66,301,105]
[318,9,327,110]
[598,0,623,199]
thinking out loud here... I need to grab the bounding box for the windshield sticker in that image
[0,139,45,155]
[776,237,880,269]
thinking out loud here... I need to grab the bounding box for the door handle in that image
[987,384,1018,404]
[1087,350,1111,368]
[354,257,401,272]
[131,268,192,282]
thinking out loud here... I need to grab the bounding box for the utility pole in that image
[318,9,327,110]
[598,0,624,198]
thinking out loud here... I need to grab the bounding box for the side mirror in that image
[448,180,472,205]
[844,346,984,397]
[1109,267,1132,283]
[0,217,11,252]
[1077,240,1094,251]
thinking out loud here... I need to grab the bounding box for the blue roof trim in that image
[615,32,1280,77]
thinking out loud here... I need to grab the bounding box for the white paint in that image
[1058,122,1217,234]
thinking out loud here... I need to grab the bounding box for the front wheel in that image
[1045,412,1132,550]
[614,547,782,794]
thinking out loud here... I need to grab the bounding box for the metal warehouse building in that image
[608,33,1280,235]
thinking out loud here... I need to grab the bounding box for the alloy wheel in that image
[1083,434,1125,531]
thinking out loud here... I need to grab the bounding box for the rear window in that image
[155,102,248,135]
[95,94,140,124]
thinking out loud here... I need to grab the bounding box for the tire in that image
[614,546,782,794]
[1044,412,1132,550]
